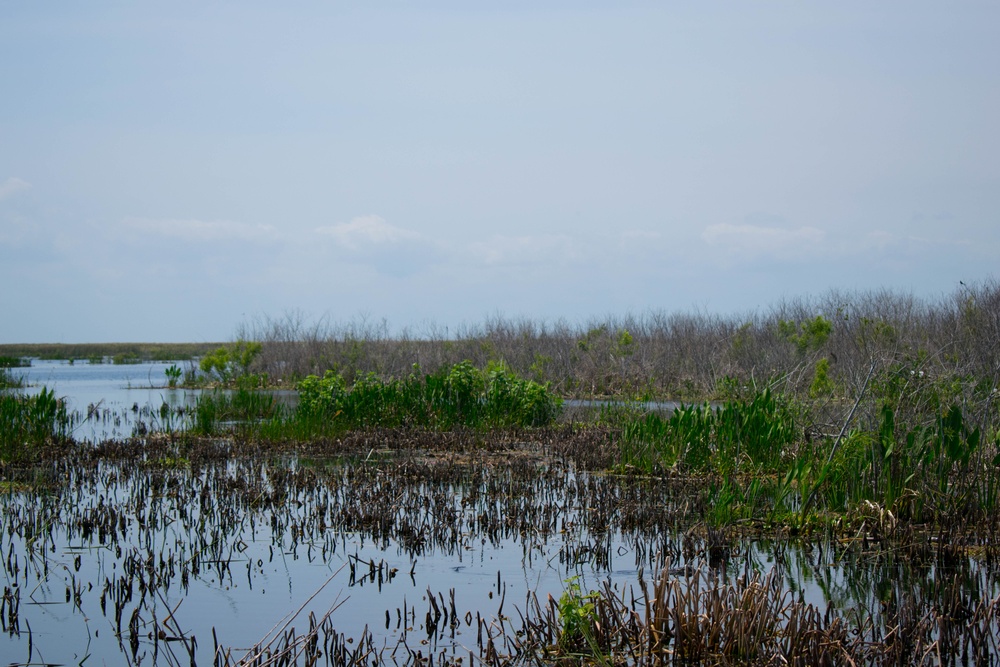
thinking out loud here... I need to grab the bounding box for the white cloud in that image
[122,217,280,243]
[466,234,582,266]
[701,223,826,261]
[314,215,442,278]
[0,178,31,201]
[315,215,419,250]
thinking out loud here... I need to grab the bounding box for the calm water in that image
[1,361,994,664]
[10,359,204,441]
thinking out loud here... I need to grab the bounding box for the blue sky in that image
[2,2,997,342]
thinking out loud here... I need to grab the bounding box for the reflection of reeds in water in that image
[484,564,1000,666]
[4,424,1000,665]
[234,561,999,666]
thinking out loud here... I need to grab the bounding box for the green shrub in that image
[199,339,263,384]
[809,358,835,398]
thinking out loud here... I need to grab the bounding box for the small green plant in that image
[165,364,183,388]
[556,577,600,653]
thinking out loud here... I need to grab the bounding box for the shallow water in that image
[7,359,202,442]
[2,362,997,664]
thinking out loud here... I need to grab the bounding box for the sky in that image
[1,2,998,343]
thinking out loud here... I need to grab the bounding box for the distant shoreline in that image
[0,342,223,362]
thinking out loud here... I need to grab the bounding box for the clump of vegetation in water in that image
[164,364,183,388]
[0,356,29,369]
[619,388,797,474]
[190,388,284,436]
[555,577,602,656]
[295,360,561,432]
[0,368,25,390]
[0,389,73,462]
[112,352,142,365]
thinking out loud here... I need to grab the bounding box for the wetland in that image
[2,282,1000,665]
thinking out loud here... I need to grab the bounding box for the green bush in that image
[200,339,263,384]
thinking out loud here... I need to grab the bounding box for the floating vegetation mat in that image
[2,430,1000,665]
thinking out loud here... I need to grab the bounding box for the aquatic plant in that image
[0,388,72,461]
[190,388,284,436]
[0,367,24,390]
[165,363,183,388]
[619,389,796,474]
[294,361,561,432]
[112,352,142,365]
[0,355,29,368]
[555,577,602,655]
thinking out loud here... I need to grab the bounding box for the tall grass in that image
[0,368,25,389]
[616,385,1000,527]
[190,389,285,436]
[0,389,73,462]
[294,361,561,432]
[620,389,796,474]
[183,361,561,439]
[0,356,29,368]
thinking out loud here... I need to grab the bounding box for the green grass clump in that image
[0,389,73,462]
[112,352,142,365]
[295,360,561,432]
[0,356,29,369]
[620,388,796,474]
[0,368,25,390]
[190,389,285,436]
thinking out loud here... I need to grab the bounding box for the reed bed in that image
[2,427,1000,664]
[2,280,1000,663]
